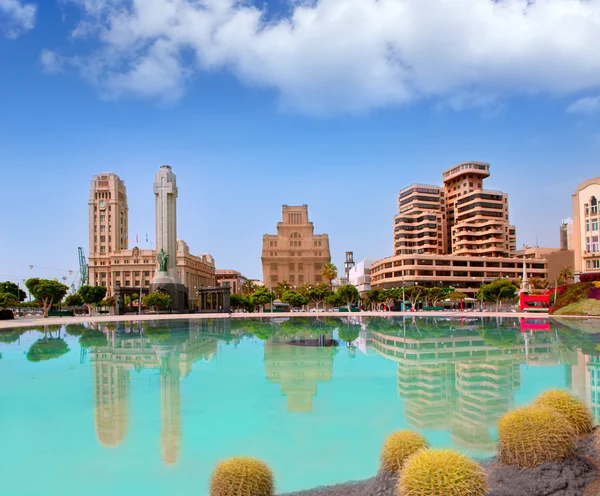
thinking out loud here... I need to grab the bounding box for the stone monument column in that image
[150,165,188,312]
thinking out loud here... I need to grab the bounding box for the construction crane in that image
[78,247,89,288]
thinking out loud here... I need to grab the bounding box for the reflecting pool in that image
[1,316,599,495]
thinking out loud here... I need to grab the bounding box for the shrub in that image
[589,286,600,301]
[398,449,487,496]
[579,273,600,282]
[551,282,593,313]
[380,430,428,473]
[210,457,274,496]
[498,405,576,467]
[535,390,593,435]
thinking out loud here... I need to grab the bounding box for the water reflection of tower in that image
[264,343,335,412]
[153,344,181,466]
[567,350,600,425]
[92,354,130,447]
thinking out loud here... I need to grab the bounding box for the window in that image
[289,263,295,270]
[594,260,600,269]
[114,271,120,276]
[593,219,598,231]
[99,225,105,233]
[100,215,105,222]
[586,220,590,232]
[587,261,591,269]
[289,275,295,282]
[593,197,599,214]
[298,263,303,271]
[143,259,149,264]
[298,275,304,283]
[144,271,150,276]
[100,235,106,242]
[271,263,278,270]
[593,236,599,253]
[315,263,322,270]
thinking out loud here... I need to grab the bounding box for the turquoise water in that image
[1,316,599,495]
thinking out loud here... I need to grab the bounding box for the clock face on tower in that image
[99,200,106,209]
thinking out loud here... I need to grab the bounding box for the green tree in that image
[529,277,549,290]
[64,293,83,307]
[143,291,171,313]
[404,286,426,310]
[306,283,333,310]
[98,296,116,308]
[79,329,108,348]
[337,284,360,311]
[25,278,69,318]
[26,327,70,362]
[249,287,274,312]
[338,324,361,344]
[0,292,18,309]
[281,290,309,309]
[365,288,386,310]
[477,279,519,311]
[325,292,344,308]
[321,262,338,288]
[0,281,26,301]
[274,281,292,299]
[447,291,468,301]
[426,287,447,306]
[230,294,245,310]
[78,285,108,315]
[384,288,401,311]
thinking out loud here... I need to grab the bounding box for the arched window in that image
[591,196,598,215]
[290,232,301,239]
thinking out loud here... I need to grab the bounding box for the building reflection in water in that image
[370,316,561,456]
[89,319,229,464]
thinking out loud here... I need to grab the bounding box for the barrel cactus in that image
[380,430,428,473]
[210,457,274,496]
[535,389,593,435]
[398,449,487,496]
[498,405,576,467]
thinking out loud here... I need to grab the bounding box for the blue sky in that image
[2,0,600,287]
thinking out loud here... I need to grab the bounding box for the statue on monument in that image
[157,248,169,273]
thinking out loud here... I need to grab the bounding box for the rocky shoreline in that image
[281,433,600,496]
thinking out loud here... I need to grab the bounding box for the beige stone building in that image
[373,161,546,296]
[572,177,600,276]
[514,246,574,285]
[87,172,215,299]
[261,205,331,288]
[394,162,516,258]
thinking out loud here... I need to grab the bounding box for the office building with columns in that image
[372,161,548,296]
[261,205,331,288]
[87,171,215,299]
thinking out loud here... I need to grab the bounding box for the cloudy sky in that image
[1,0,600,285]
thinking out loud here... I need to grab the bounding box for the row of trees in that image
[231,283,361,312]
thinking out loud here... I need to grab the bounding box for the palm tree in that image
[557,266,574,286]
[242,279,257,295]
[322,263,338,289]
[274,281,291,299]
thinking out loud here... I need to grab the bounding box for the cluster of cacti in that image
[398,449,487,496]
[534,389,593,435]
[497,405,576,467]
[380,430,428,473]
[210,457,274,496]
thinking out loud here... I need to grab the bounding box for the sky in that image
[2,0,600,288]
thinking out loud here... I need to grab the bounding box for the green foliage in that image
[336,284,360,311]
[78,285,108,306]
[477,279,519,310]
[0,281,26,301]
[280,290,308,308]
[249,287,274,311]
[230,294,245,309]
[557,266,574,286]
[398,449,487,496]
[79,329,108,348]
[273,281,292,299]
[0,292,19,308]
[26,337,70,362]
[478,327,521,349]
[306,283,333,309]
[25,278,69,318]
[380,430,428,473]
[98,296,116,307]
[325,292,344,308]
[143,291,171,312]
[321,262,338,287]
[64,324,87,336]
[404,286,427,308]
[426,287,447,306]
[554,298,600,316]
[338,324,361,343]
[365,288,387,309]
[0,330,24,343]
[534,390,593,435]
[143,324,171,341]
[447,291,467,301]
[551,282,595,314]
[210,457,274,496]
[63,293,83,307]
[497,405,576,467]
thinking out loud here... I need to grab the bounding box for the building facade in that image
[572,177,600,276]
[374,161,545,296]
[514,246,574,285]
[215,269,248,295]
[88,172,216,300]
[394,162,516,258]
[261,205,331,288]
[348,259,374,295]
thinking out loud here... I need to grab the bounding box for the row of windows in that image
[586,236,599,253]
[266,251,326,257]
[587,260,600,269]
[585,219,599,232]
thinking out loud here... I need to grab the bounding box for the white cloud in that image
[0,0,36,38]
[566,96,600,116]
[40,49,64,73]
[43,0,600,114]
